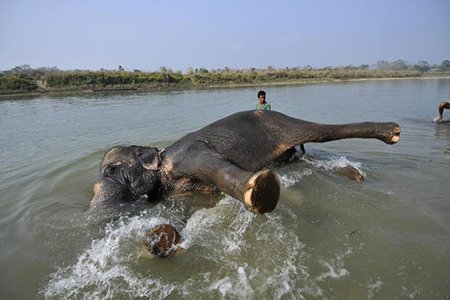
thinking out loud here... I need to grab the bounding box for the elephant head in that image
[91,146,165,206]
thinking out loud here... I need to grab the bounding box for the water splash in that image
[302,154,365,176]
[43,194,358,299]
[279,169,313,187]
[278,152,364,188]
[182,197,255,254]
[316,260,349,281]
[178,200,314,299]
[43,214,176,299]
[368,279,383,299]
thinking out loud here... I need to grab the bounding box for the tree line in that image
[1,60,449,94]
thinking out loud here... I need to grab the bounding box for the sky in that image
[0,0,449,72]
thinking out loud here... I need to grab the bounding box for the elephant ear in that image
[137,147,163,170]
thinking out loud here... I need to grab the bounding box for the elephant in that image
[91,110,401,215]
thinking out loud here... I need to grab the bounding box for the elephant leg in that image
[183,142,280,214]
[291,122,401,145]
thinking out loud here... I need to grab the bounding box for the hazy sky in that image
[1,0,449,71]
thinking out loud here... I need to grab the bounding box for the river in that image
[0,79,449,299]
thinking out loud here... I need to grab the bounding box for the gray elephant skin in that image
[91,110,401,214]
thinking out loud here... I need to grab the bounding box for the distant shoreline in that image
[1,73,449,100]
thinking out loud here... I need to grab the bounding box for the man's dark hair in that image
[257,90,266,98]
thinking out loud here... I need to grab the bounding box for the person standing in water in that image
[434,101,450,122]
[255,90,305,153]
[256,90,271,111]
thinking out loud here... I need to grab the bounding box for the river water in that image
[0,79,449,299]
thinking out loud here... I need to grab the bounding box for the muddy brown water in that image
[0,79,449,299]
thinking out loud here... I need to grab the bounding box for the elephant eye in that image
[103,165,117,178]
[104,161,125,178]
[133,148,143,157]
[103,160,129,176]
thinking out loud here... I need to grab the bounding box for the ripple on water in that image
[43,196,333,299]
[42,148,373,299]
[43,214,177,299]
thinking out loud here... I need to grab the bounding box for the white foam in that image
[303,155,363,172]
[316,247,353,282]
[181,197,320,299]
[183,196,254,254]
[367,279,383,299]
[316,260,349,282]
[205,265,255,299]
[43,214,176,299]
[278,154,364,188]
[279,168,313,187]
[43,193,357,299]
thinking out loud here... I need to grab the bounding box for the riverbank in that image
[1,69,450,99]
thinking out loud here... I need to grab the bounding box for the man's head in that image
[144,224,183,258]
[257,90,266,104]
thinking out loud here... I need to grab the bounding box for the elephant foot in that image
[390,126,401,144]
[244,170,280,214]
[144,224,183,258]
[333,165,365,182]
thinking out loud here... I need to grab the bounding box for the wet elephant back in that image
[167,110,308,171]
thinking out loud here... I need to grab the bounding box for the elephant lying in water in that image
[91,110,400,215]
[91,110,400,257]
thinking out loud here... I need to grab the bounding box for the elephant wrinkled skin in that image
[91,110,401,214]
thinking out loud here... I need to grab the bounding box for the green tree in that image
[413,60,430,72]
[439,60,450,71]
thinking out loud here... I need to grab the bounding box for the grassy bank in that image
[1,66,450,98]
